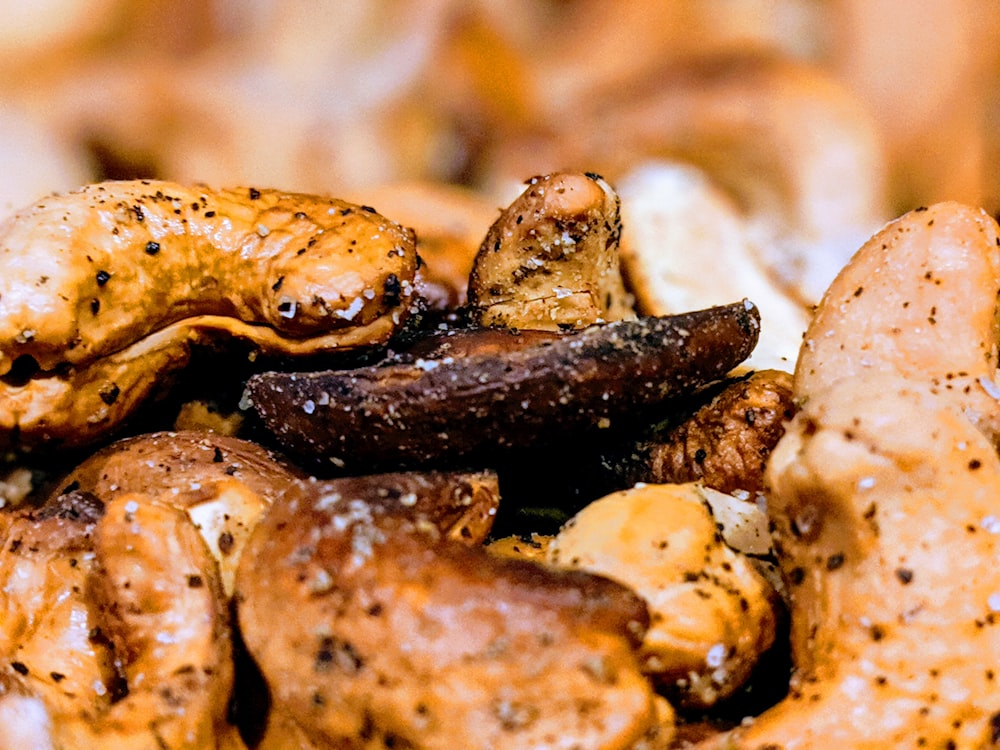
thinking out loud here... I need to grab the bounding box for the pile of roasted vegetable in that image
[2,169,1000,749]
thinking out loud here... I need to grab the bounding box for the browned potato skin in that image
[245,302,761,469]
[614,369,795,495]
[0,180,419,449]
[236,472,663,750]
[467,171,635,331]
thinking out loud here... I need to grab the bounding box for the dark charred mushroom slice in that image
[242,300,761,469]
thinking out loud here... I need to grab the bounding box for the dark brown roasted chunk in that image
[242,301,761,470]
[235,471,663,749]
[611,369,795,495]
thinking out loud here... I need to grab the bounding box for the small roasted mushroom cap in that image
[0,180,419,450]
[236,472,662,750]
[611,369,795,495]
[244,301,761,469]
[46,430,309,596]
[468,171,636,330]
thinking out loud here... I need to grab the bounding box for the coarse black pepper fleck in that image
[99,383,120,405]
[96,270,111,286]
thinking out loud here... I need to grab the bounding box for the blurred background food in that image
[1,0,998,275]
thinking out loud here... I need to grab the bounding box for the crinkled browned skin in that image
[467,171,636,331]
[697,376,1000,748]
[244,302,761,470]
[0,180,419,449]
[612,369,795,495]
[236,471,666,750]
[0,491,243,749]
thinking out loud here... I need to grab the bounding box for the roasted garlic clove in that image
[0,180,419,449]
[244,301,761,470]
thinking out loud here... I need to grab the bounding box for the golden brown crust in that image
[617,369,795,495]
[0,180,419,449]
[236,471,661,749]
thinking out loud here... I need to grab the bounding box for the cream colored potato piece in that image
[796,202,1000,444]
[700,375,1000,748]
[618,161,808,371]
[548,482,778,708]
